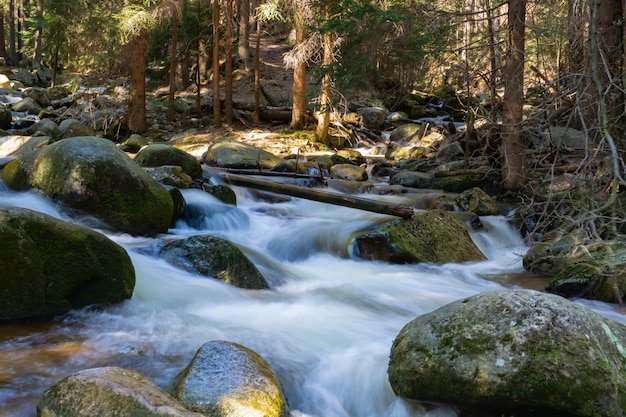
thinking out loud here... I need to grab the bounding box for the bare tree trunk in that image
[501,0,526,189]
[316,4,332,144]
[225,0,234,124]
[238,0,251,70]
[0,13,8,63]
[254,18,261,123]
[213,0,222,127]
[32,0,43,69]
[167,0,179,121]
[290,0,307,129]
[8,0,16,66]
[128,28,148,133]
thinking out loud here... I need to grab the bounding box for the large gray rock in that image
[0,207,135,322]
[203,138,283,170]
[357,106,387,130]
[170,341,288,417]
[0,135,50,157]
[58,119,97,139]
[1,136,174,236]
[356,209,485,264]
[0,105,12,129]
[388,289,626,417]
[330,163,368,181]
[135,144,203,179]
[12,97,42,115]
[37,366,202,417]
[159,235,269,289]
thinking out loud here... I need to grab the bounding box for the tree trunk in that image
[213,0,222,127]
[8,0,16,66]
[316,4,332,144]
[32,0,43,70]
[167,0,179,122]
[501,0,526,189]
[290,0,307,129]
[225,0,234,124]
[254,18,261,123]
[128,28,148,133]
[0,13,7,63]
[238,0,251,70]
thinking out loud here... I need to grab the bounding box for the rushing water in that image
[1,177,625,417]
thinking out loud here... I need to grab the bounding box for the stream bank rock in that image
[355,209,485,264]
[37,366,202,417]
[1,136,174,236]
[170,340,288,417]
[135,143,203,179]
[203,138,283,169]
[159,235,269,289]
[388,289,626,417]
[0,207,135,322]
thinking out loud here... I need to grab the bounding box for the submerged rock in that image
[355,209,485,264]
[159,235,269,289]
[170,340,289,417]
[1,136,174,236]
[0,207,135,322]
[388,289,626,417]
[37,366,202,417]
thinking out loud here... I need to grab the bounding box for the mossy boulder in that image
[355,209,485,264]
[0,105,12,129]
[329,163,368,181]
[389,123,426,143]
[1,136,174,236]
[170,340,289,417]
[455,187,499,215]
[0,207,135,322]
[388,289,626,417]
[12,97,43,115]
[203,138,283,170]
[135,144,203,179]
[145,165,193,189]
[525,237,626,303]
[389,170,434,188]
[159,235,268,289]
[58,119,97,139]
[37,366,203,417]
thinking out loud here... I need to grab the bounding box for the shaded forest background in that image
[2,0,626,240]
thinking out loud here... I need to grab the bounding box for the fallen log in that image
[211,169,414,218]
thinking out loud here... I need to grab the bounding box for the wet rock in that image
[203,184,237,205]
[37,366,202,417]
[336,149,366,166]
[389,170,433,188]
[203,138,283,170]
[389,123,426,143]
[170,340,288,417]
[135,143,203,179]
[388,289,626,417]
[1,136,174,236]
[0,135,50,157]
[0,207,134,322]
[355,209,485,264]
[12,97,43,115]
[159,235,269,289]
[145,165,193,189]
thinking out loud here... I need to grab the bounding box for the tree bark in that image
[501,0,526,189]
[215,170,415,218]
[8,0,16,66]
[128,28,148,133]
[32,0,43,69]
[225,0,234,124]
[290,0,307,129]
[213,0,222,127]
[316,4,333,144]
[0,13,7,63]
[254,18,261,123]
[238,0,251,70]
[167,0,179,122]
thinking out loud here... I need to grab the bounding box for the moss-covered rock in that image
[389,123,426,143]
[203,184,237,205]
[37,366,202,417]
[58,119,97,139]
[0,207,135,322]
[170,340,289,417]
[145,165,193,189]
[203,138,283,170]
[455,187,499,216]
[1,136,174,236]
[355,209,485,264]
[388,289,626,417]
[159,235,268,289]
[135,144,203,179]
[329,163,368,181]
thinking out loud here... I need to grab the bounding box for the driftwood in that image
[212,169,414,218]
[233,103,295,122]
[219,167,325,181]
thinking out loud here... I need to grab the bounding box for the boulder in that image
[123,133,148,153]
[26,119,61,138]
[170,340,288,417]
[58,119,97,139]
[357,106,387,130]
[145,165,193,189]
[455,187,499,215]
[335,149,365,166]
[22,86,51,107]
[355,209,485,264]
[388,289,626,417]
[330,163,368,181]
[435,141,464,163]
[135,144,203,179]
[203,138,283,170]
[159,235,269,289]
[1,136,174,236]
[389,123,426,143]
[389,170,434,189]
[37,366,202,417]
[12,97,43,115]
[0,207,134,321]
[0,105,12,129]
[385,146,428,161]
